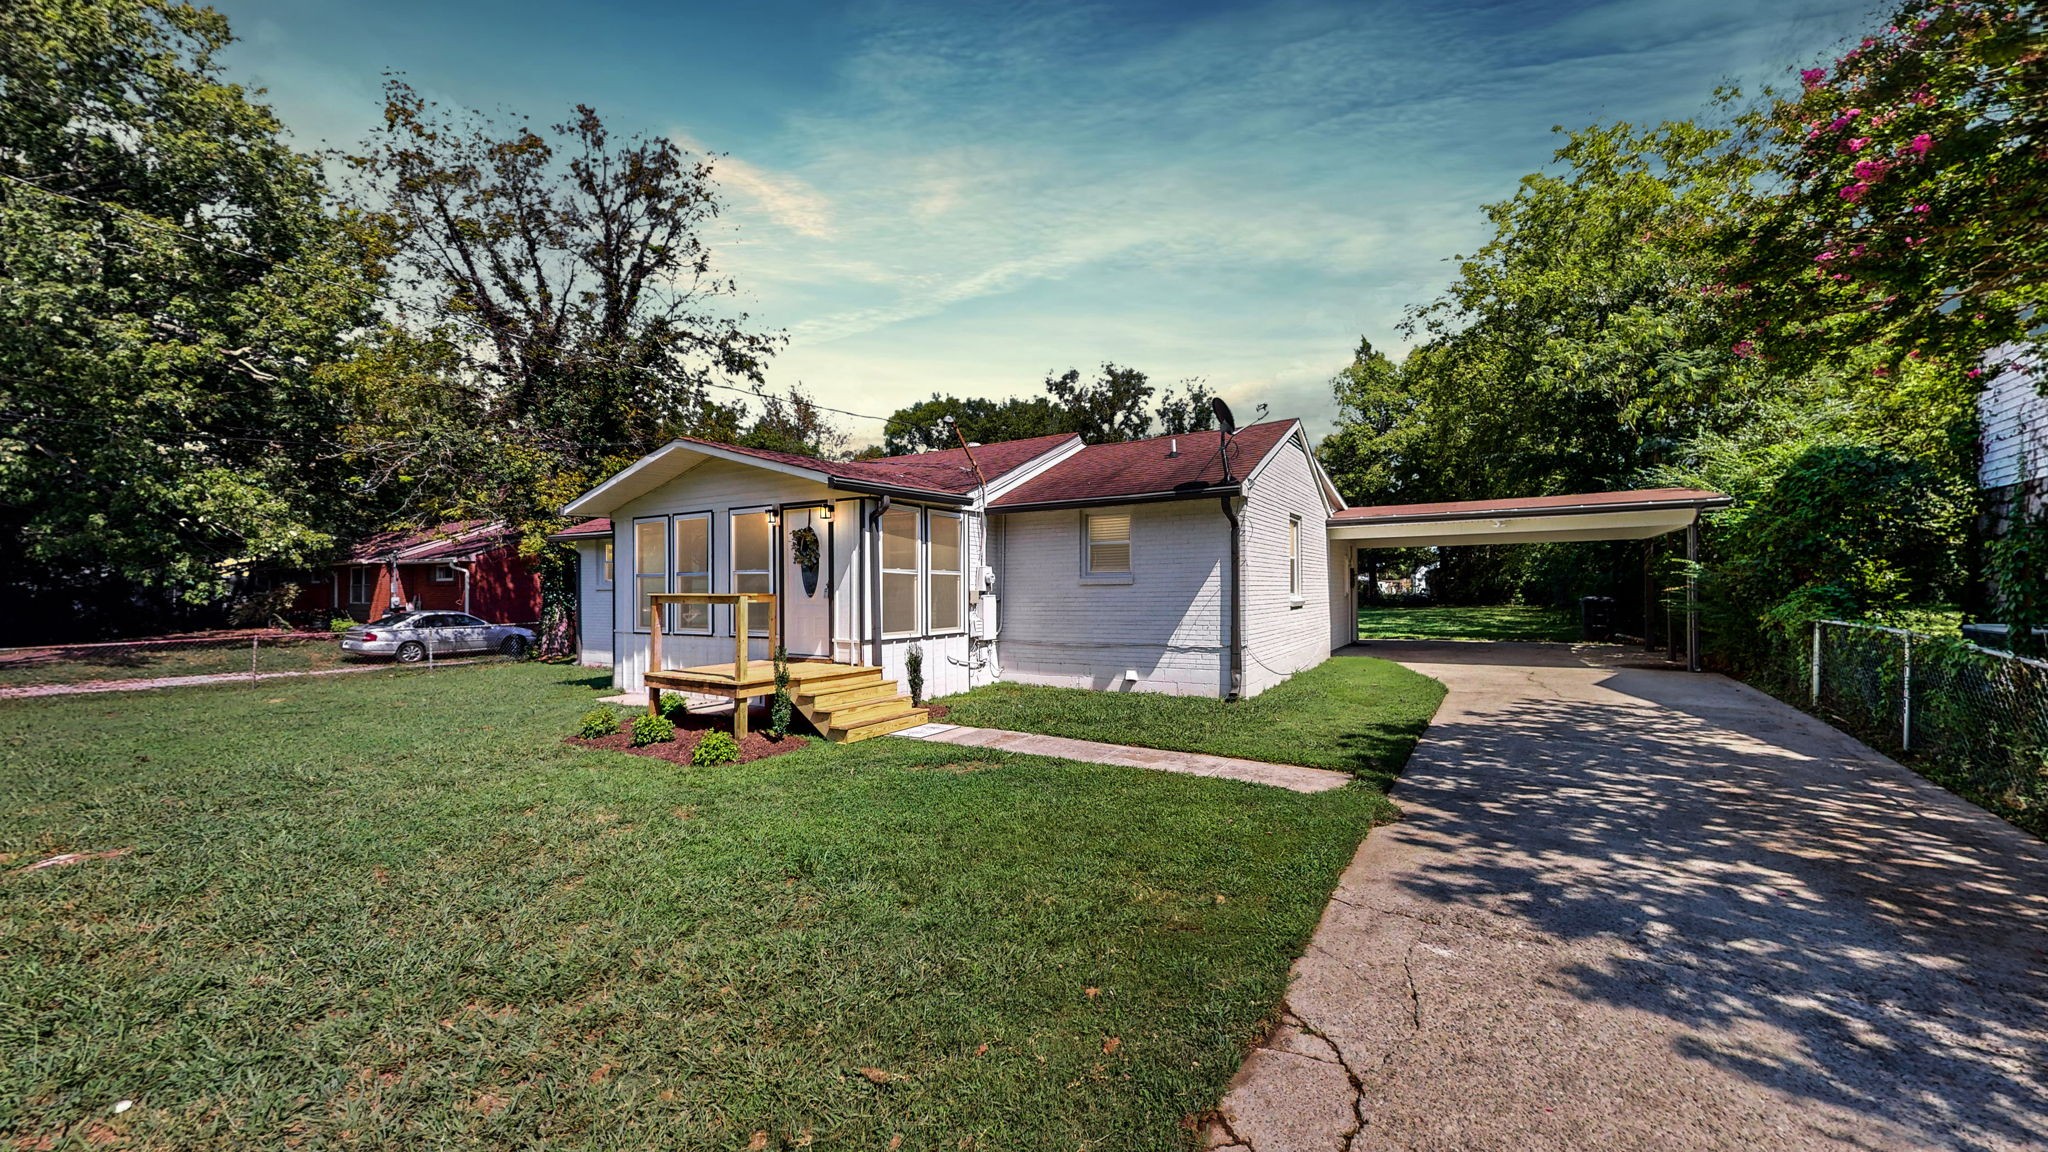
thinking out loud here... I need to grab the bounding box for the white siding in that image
[1239,429,1334,696]
[997,500,1231,696]
[1328,542,1357,652]
[608,459,840,693]
[1980,349,2047,490]
[576,539,614,667]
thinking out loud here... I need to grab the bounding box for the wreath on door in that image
[791,526,822,596]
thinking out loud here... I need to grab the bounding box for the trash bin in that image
[1579,596,1615,643]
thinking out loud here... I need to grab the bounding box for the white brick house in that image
[555,418,1347,701]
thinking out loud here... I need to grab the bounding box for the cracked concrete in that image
[1212,641,2048,1152]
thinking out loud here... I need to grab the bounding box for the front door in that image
[781,507,832,658]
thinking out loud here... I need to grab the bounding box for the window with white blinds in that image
[672,513,711,633]
[928,511,963,633]
[1084,511,1131,576]
[881,505,920,637]
[730,510,774,635]
[633,518,667,631]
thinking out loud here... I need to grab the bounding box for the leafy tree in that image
[1043,363,1156,444]
[0,0,381,619]
[879,365,1215,454]
[881,393,1064,455]
[348,81,782,516]
[1731,0,2047,372]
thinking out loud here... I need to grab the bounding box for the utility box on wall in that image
[976,596,999,641]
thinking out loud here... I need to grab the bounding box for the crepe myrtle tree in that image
[1730,0,2048,378]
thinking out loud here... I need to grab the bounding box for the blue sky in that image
[215,0,1877,445]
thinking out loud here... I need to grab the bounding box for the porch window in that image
[928,510,964,633]
[348,566,375,605]
[633,518,667,631]
[432,565,457,583]
[1083,511,1131,577]
[1288,515,1302,599]
[731,509,774,636]
[597,540,614,589]
[881,505,920,637]
[673,513,711,633]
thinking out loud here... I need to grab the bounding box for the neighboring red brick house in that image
[299,520,543,624]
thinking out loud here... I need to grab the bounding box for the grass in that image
[0,636,354,687]
[933,656,1446,788]
[1356,603,1581,644]
[0,663,1404,1150]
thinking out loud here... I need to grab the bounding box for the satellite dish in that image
[1210,397,1236,436]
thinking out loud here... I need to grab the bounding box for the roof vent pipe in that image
[1168,438,1178,458]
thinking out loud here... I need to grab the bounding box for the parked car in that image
[339,611,534,662]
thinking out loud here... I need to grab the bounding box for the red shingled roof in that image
[1328,488,1730,523]
[548,517,611,540]
[659,432,1079,497]
[345,520,513,564]
[991,420,1299,510]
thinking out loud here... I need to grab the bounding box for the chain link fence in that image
[0,626,527,695]
[1766,619,2048,837]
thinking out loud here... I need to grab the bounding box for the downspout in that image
[457,560,473,616]
[868,495,891,667]
[1222,495,1243,701]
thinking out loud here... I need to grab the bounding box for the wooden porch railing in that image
[646,592,778,682]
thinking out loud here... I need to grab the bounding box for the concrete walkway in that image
[0,659,484,700]
[1213,641,2048,1152]
[891,723,1352,794]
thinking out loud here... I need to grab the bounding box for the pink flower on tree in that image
[1732,340,1756,358]
[1844,137,1871,152]
[1839,182,1870,202]
[1911,203,1930,214]
[1816,250,1837,263]
[1800,68,1828,88]
[1907,133,1933,156]
[1851,158,1889,180]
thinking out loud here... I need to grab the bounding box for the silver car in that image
[339,611,535,662]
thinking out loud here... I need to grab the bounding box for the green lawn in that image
[1356,603,1581,643]
[0,663,1405,1150]
[0,635,354,687]
[933,656,1445,788]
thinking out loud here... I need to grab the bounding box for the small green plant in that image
[693,730,741,766]
[576,707,621,739]
[328,617,356,634]
[659,692,691,722]
[906,643,925,707]
[630,713,676,747]
[769,645,793,738]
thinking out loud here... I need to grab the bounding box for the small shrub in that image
[630,713,676,747]
[906,644,925,707]
[659,692,691,722]
[328,617,356,634]
[693,730,741,766]
[576,708,621,739]
[769,645,793,738]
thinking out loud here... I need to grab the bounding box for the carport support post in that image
[1685,517,1700,673]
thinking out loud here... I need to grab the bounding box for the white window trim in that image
[631,516,669,634]
[347,566,375,605]
[1080,510,1134,585]
[1288,514,1304,607]
[431,565,457,584]
[595,539,615,590]
[671,511,713,636]
[880,503,922,639]
[927,509,966,635]
[729,506,776,637]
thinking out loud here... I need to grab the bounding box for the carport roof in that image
[1328,488,1729,547]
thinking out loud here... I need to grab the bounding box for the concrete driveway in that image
[1213,642,2048,1152]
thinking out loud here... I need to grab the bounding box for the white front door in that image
[781,507,832,658]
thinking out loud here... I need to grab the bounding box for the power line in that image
[0,171,899,428]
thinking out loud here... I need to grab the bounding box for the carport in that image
[1327,488,1733,671]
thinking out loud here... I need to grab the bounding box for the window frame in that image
[595,539,615,590]
[1288,514,1304,606]
[630,516,669,634]
[880,503,922,639]
[729,506,777,637]
[927,509,965,635]
[431,565,457,584]
[1081,510,1134,584]
[347,566,375,605]
[670,511,713,635]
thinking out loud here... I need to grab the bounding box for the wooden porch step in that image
[815,695,925,730]
[800,679,898,712]
[831,707,930,744]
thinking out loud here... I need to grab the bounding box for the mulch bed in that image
[568,702,811,766]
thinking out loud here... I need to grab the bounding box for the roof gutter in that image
[990,483,1242,515]
[1328,494,1732,528]
[827,477,973,505]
